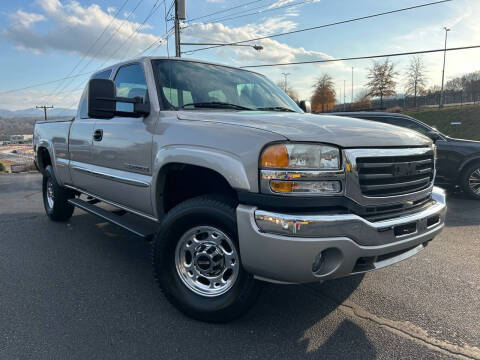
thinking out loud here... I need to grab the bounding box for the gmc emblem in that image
[393,163,417,177]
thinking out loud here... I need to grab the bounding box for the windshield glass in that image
[152,59,302,112]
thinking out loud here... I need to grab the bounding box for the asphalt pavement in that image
[1,173,479,359]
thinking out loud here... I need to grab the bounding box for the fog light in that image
[270,180,341,194]
[312,248,343,276]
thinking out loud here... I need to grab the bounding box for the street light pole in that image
[181,43,263,55]
[440,27,450,108]
[351,67,354,108]
[281,72,290,92]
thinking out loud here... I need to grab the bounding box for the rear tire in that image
[460,163,480,200]
[152,195,261,323]
[42,165,75,221]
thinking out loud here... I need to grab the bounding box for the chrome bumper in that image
[236,187,447,284]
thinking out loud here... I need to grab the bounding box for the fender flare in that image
[151,145,251,218]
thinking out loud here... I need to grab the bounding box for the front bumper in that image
[236,186,447,284]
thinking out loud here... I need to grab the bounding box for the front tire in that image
[42,165,75,221]
[460,163,480,200]
[152,195,261,322]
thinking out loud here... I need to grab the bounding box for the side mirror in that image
[299,100,312,113]
[427,130,441,141]
[87,79,150,119]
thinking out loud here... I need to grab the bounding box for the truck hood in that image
[177,111,431,148]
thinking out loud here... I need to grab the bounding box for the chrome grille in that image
[356,152,434,197]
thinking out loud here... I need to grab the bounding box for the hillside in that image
[405,105,480,141]
[0,117,36,137]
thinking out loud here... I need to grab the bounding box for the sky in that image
[0,0,479,110]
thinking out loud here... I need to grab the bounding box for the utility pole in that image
[36,105,53,121]
[351,67,354,108]
[174,0,186,57]
[440,27,450,108]
[343,80,346,111]
[281,72,290,92]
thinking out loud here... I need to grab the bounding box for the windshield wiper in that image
[256,106,296,112]
[182,102,254,110]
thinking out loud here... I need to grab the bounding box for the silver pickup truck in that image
[34,57,446,322]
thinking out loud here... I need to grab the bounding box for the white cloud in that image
[2,0,163,60]
[183,16,349,100]
[8,10,45,28]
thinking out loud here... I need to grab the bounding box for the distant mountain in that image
[0,108,76,118]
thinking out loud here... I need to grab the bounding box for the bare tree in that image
[366,59,397,109]
[404,56,427,107]
[352,89,372,110]
[276,81,299,103]
[311,74,336,112]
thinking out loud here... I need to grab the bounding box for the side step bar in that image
[68,198,155,241]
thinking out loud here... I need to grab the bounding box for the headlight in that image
[260,143,344,195]
[260,143,340,170]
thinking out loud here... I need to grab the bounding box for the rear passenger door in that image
[89,62,155,216]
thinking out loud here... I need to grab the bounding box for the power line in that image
[183,0,452,54]
[118,0,166,62]
[187,0,267,22]
[46,0,147,103]
[41,0,131,103]
[240,45,480,68]
[0,72,95,95]
[54,0,161,106]
[190,0,317,26]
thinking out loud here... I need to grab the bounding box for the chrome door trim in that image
[64,184,159,222]
[71,166,150,188]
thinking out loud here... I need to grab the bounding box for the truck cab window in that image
[114,64,147,102]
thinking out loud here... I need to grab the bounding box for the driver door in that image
[89,62,155,216]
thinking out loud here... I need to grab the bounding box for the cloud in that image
[183,16,349,99]
[8,10,45,28]
[2,0,163,60]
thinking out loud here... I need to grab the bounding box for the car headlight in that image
[260,143,344,195]
[260,143,340,170]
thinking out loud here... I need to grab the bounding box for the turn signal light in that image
[261,144,289,168]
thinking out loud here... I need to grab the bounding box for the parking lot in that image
[1,173,479,359]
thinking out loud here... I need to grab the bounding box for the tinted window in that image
[114,64,147,101]
[369,116,431,136]
[79,88,88,119]
[93,70,112,79]
[79,70,112,119]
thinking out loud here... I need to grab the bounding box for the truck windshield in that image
[152,59,302,113]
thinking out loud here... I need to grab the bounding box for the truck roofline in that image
[94,56,266,79]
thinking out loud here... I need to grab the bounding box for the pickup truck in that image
[34,57,447,322]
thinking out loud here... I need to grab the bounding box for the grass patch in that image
[404,104,480,141]
[0,159,12,172]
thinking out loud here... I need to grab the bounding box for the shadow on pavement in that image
[1,209,376,359]
[444,192,480,227]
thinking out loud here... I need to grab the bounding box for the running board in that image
[68,198,155,241]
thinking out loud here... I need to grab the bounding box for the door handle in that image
[93,129,103,142]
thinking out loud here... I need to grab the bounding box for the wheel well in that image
[157,163,238,215]
[37,147,52,174]
[460,158,480,176]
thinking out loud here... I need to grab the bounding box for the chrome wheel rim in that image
[469,168,480,195]
[175,226,239,297]
[46,179,55,209]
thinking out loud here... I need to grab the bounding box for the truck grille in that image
[356,152,434,197]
